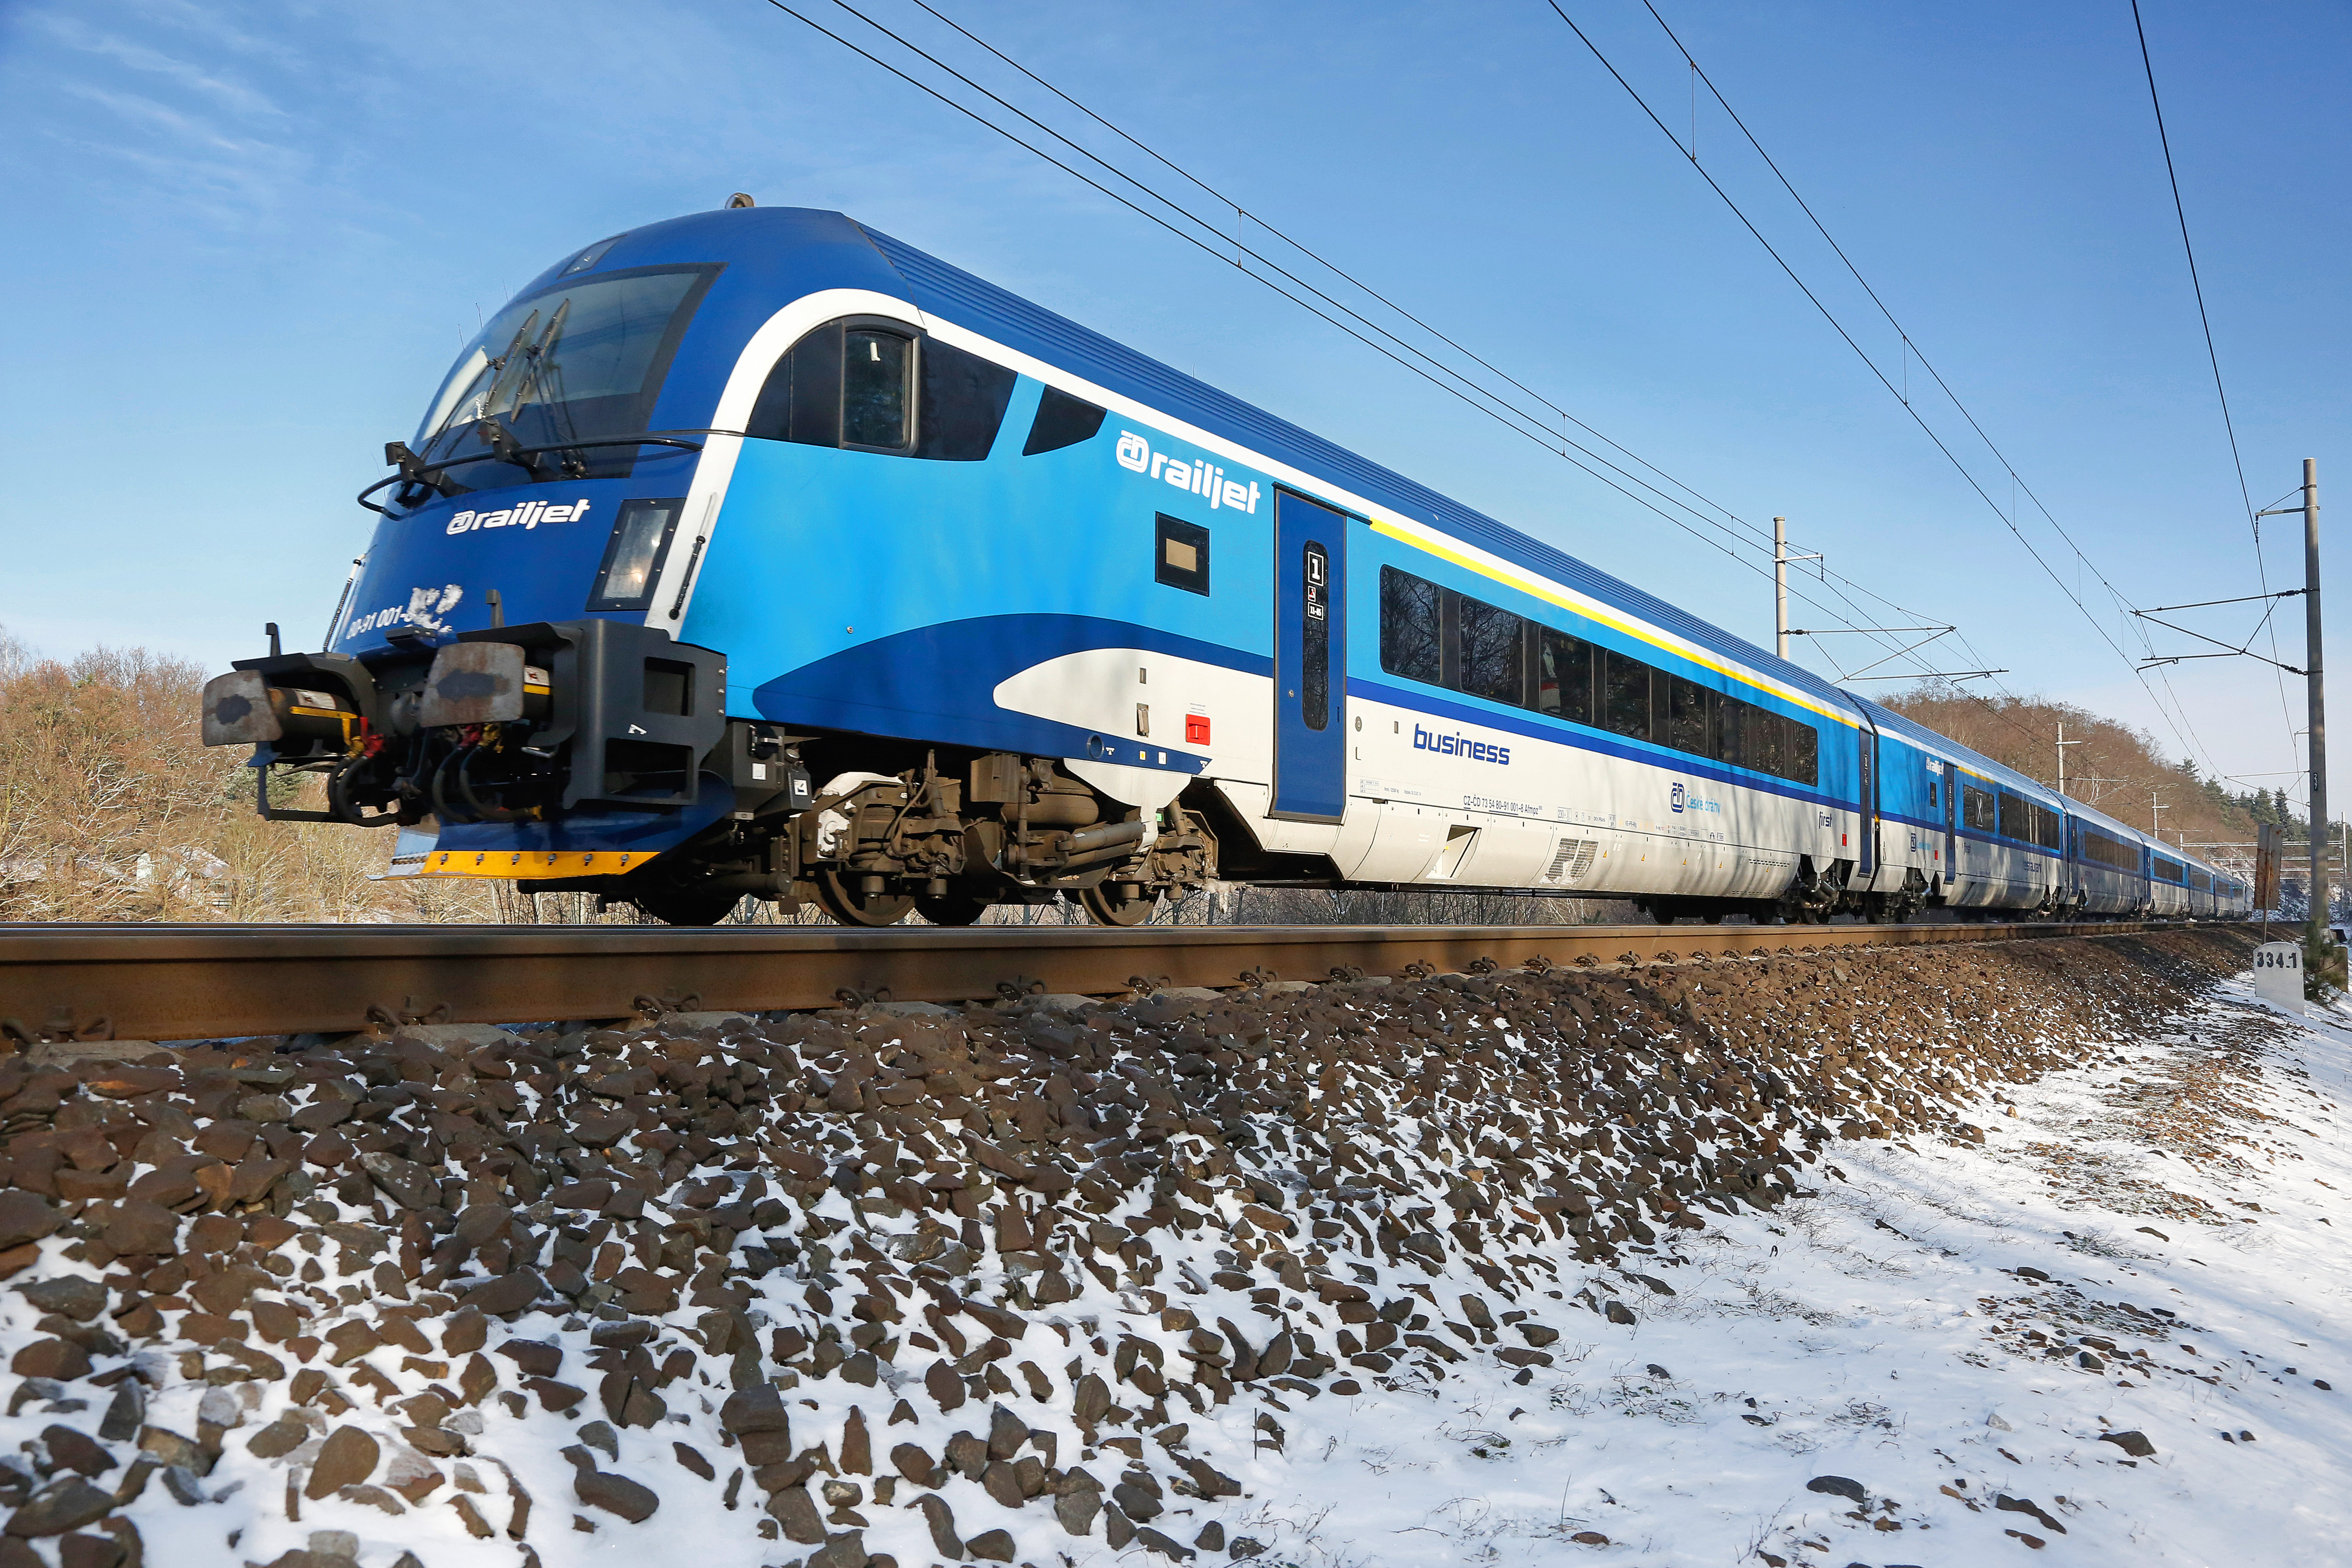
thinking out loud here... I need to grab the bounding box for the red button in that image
[1185,714,1211,745]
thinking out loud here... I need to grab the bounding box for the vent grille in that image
[1546,838,1599,884]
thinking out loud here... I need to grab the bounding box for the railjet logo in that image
[444,498,592,536]
[1116,432,1260,513]
[1413,724,1510,765]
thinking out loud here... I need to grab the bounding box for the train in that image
[200,200,2249,928]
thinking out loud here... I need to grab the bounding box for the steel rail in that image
[0,919,2178,1045]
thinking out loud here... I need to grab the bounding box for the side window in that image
[1369,568,1816,785]
[1603,650,1651,742]
[1458,600,1525,706]
[1928,779,1939,812]
[1749,709,1785,778]
[746,321,843,447]
[843,329,911,449]
[1378,567,1442,684]
[747,319,1011,459]
[1155,514,1209,595]
[1717,697,1749,770]
[1787,720,1817,785]
[1537,628,1594,725]
[1665,674,1711,757]
[1759,714,1787,780]
[1023,386,1107,455]
[915,339,1016,460]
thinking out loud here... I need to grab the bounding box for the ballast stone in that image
[0,927,2260,1566]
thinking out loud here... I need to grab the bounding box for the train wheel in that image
[1079,884,1157,926]
[632,885,743,927]
[915,893,991,927]
[814,870,915,927]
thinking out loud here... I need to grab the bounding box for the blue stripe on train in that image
[748,613,1249,768]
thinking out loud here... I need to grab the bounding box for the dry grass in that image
[0,627,498,924]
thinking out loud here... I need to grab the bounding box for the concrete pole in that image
[1775,516,1790,660]
[2306,460,2329,944]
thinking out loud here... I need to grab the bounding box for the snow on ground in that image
[63,942,2342,1568]
[1176,964,2352,1567]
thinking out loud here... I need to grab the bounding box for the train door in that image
[1271,489,1347,821]
[1856,722,1878,879]
[1942,763,1957,887]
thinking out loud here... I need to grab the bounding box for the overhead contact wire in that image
[763,0,1951,676]
[2128,0,2299,760]
[1548,0,2216,768]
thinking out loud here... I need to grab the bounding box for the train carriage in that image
[199,202,2246,929]
[2068,799,2156,918]
[2148,850,2192,919]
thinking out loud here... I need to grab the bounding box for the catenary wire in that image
[762,0,1963,679]
[823,0,1804,571]
[763,0,2162,738]
[791,0,2213,761]
[824,0,2008,687]
[899,0,1788,558]
[1607,0,2230,770]
[1548,0,2222,772]
[1641,0,2246,787]
[2128,0,2300,761]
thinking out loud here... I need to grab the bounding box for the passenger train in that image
[201,201,2250,927]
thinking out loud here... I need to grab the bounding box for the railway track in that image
[0,918,2176,1044]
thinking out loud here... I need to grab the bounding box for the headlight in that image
[588,498,683,610]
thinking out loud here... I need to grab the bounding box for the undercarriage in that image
[594,746,1221,927]
[202,620,1218,927]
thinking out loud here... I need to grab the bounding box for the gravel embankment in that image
[0,925,2258,1568]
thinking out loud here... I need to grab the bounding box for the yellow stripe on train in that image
[414,849,659,880]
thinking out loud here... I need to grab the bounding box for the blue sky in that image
[2,0,2344,815]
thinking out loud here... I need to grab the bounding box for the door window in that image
[1300,541,1331,730]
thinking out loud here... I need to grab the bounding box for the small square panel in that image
[1155,514,1210,595]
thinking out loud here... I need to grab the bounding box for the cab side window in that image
[747,321,843,447]
[843,329,911,449]
[1024,386,1108,455]
[916,339,1015,460]
[746,319,1014,459]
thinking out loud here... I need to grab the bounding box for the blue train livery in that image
[201,201,2245,927]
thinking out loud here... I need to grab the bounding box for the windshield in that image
[411,265,714,492]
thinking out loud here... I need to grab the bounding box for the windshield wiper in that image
[476,415,568,482]
[359,431,722,515]
[385,440,460,500]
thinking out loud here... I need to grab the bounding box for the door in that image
[1942,764,1957,887]
[1856,723,1878,878]
[1272,490,1347,820]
